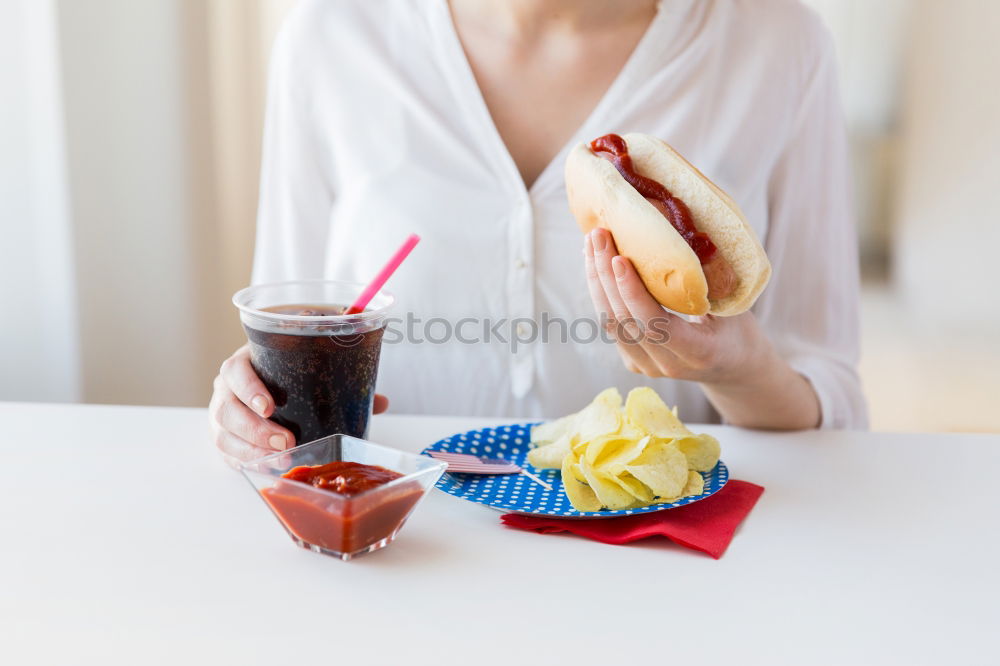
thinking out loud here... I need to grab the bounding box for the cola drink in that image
[233,283,393,444]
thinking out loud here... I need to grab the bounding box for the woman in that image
[210,0,867,463]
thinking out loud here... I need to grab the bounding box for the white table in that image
[1,403,998,665]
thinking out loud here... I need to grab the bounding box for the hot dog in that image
[565,132,770,316]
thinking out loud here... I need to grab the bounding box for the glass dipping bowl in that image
[240,435,446,560]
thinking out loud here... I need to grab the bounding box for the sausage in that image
[701,252,737,301]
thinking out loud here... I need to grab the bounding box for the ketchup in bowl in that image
[262,462,425,555]
[281,461,402,494]
[240,435,446,560]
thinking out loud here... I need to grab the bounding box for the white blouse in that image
[252,0,868,428]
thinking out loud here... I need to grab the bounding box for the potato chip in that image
[621,440,688,499]
[561,453,602,512]
[673,434,721,472]
[530,413,577,446]
[682,470,705,496]
[530,391,618,446]
[592,434,651,470]
[579,458,638,510]
[575,388,623,441]
[652,471,705,504]
[625,387,690,438]
[581,433,617,466]
[608,471,655,503]
[566,452,588,484]
[526,433,572,469]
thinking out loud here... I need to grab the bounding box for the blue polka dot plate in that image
[422,423,729,519]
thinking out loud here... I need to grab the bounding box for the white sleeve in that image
[753,26,869,430]
[251,17,335,284]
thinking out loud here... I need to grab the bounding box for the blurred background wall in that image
[1,0,997,431]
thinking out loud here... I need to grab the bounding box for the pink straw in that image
[345,234,420,314]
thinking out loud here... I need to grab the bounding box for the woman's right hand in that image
[209,345,295,467]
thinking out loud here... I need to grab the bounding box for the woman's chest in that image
[315,7,790,292]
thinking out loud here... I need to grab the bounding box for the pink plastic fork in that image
[427,451,553,490]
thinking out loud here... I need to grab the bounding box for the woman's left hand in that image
[583,227,769,385]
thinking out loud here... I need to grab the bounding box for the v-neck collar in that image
[429,0,695,200]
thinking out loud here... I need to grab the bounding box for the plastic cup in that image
[232,280,394,444]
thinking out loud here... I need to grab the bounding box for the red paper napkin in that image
[501,479,763,559]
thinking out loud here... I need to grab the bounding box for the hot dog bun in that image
[565,132,770,316]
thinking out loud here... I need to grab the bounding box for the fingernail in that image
[251,395,268,416]
[591,230,606,252]
[269,434,288,451]
[612,256,626,278]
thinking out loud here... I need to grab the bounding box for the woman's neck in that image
[449,0,658,38]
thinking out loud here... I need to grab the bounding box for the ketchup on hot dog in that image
[590,133,737,301]
[590,134,717,264]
